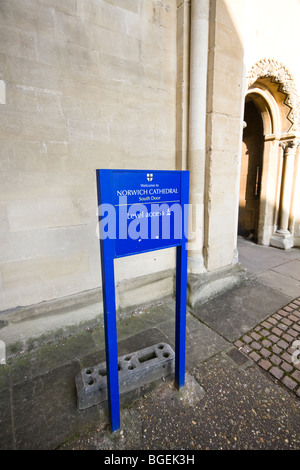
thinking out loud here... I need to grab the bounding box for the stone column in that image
[186,0,247,307]
[176,0,191,171]
[270,139,299,249]
[187,0,209,274]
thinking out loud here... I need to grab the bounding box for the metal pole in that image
[97,170,120,432]
[175,171,189,389]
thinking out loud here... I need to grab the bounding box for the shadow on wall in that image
[238,99,264,242]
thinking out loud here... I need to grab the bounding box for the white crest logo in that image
[147,173,153,182]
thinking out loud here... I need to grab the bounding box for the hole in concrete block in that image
[158,344,165,350]
[128,364,136,370]
[124,356,131,361]
[163,352,170,358]
[138,350,157,364]
[87,377,94,385]
[98,368,107,377]
[85,368,94,375]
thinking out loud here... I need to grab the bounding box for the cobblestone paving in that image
[234,298,300,398]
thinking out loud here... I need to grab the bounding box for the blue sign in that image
[96,169,189,432]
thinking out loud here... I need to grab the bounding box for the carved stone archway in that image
[241,59,300,248]
[247,58,300,133]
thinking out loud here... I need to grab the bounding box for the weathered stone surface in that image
[0,0,177,313]
[75,343,175,410]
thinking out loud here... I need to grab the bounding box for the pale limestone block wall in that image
[204,0,247,271]
[0,0,177,312]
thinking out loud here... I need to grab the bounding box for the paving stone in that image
[261,328,270,337]
[241,344,252,354]
[262,321,273,329]
[271,344,282,355]
[249,351,260,362]
[269,334,280,343]
[251,332,261,341]
[242,335,252,344]
[288,314,299,322]
[262,339,272,348]
[272,327,283,337]
[277,322,288,331]
[226,348,250,366]
[269,366,284,380]
[250,341,261,350]
[291,370,300,382]
[282,352,293,364]
[287,328,299,337]
[260,348,271,358]
[281,361,293,373]
[270,354,281,366]
[258,359,272,371]
[278,310,289,316]
[282,333,294,343]
[277,339,289,350]
[12,363,83,450]
[282,376,297,390]
[193,279,291,342]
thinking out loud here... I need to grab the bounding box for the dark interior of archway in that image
[238,99,264,241]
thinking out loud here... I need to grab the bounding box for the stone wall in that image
[1,0,300,325]
[0,0,177,312]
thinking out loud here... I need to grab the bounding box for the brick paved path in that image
[234,298,300,398]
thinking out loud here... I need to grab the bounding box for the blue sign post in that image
[96,169,189,432]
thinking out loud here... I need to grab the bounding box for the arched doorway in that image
[238,98,264,241]
[238,59,300,248]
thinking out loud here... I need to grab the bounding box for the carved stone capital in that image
[280,138,300,154]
